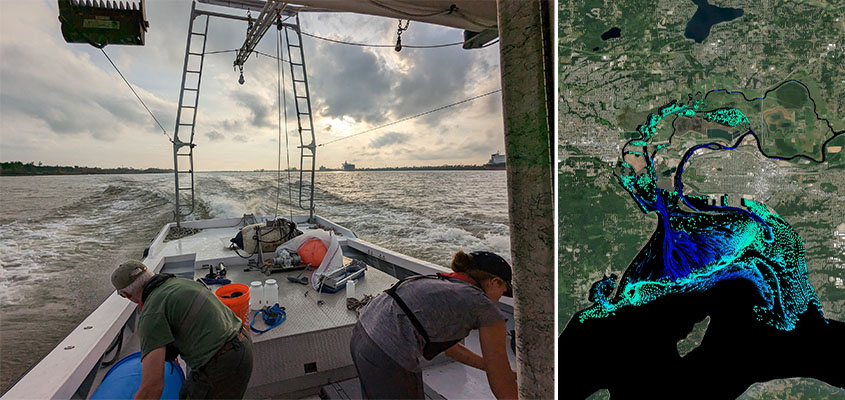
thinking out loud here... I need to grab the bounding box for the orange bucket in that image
[216,284,250,327]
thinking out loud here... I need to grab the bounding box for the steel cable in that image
[100,48,172,142]
[319,89,502,147]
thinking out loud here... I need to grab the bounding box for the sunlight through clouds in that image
[0,1,504,170]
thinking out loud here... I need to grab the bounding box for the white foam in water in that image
[414,225,511,262]
[0,180,164,307]
[422,226,479,245]
[481,232,512,262]
[277,171,512,267]
[0,222,64,306]
[104,199,139,212]
[196,174,285,219]
[203,193,249,218]
[6,170,507,296]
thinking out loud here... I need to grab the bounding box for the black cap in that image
[470,251,513,297]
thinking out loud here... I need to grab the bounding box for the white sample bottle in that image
[346,279,356,299]
[250,281,263,311]
[264,279,279,308]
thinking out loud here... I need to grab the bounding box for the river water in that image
[0,170,509,392]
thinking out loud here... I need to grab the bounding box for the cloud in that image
[233,91,273,128]
[405,139,496,161]
[370,132,409,148]
[391,26,474,117]
[0,1,176,142]
[296,16,502,160]
[306,39,395,124]
[0,2,503,170]
[206,131,224,141]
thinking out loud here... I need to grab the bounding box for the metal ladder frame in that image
[170,2,316,225]
[172,1,209,226]
[282,15,317,222]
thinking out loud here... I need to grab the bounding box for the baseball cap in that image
[470,251,513,297]
[111,260,148,290]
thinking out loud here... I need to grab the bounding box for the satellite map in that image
[558,0,843,398]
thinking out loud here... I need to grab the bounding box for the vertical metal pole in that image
[255,226,264,269]
[173,142,181,227]
[496,0,554,398]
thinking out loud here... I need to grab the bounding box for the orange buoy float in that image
[298,239,328,269]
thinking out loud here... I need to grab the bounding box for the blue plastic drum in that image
[91,352,185,399]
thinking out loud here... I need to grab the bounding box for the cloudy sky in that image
[0,0,504,171]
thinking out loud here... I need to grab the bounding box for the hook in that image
[395,19,409,52]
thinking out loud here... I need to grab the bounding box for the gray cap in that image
[111,260,148,290]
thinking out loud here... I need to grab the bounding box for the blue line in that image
[675,131,768,227]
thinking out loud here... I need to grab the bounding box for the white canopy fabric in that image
[199,0,498,32]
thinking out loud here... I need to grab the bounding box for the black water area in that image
[594,27,622,51]
[560,279,845,398]
[601,27,622,41]
[684,0,744,43]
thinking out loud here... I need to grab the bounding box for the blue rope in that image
[250,304,286,333]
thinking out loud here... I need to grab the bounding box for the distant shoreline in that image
[1,162,498,176]
[318,165,489,172]
[0,162,173,176]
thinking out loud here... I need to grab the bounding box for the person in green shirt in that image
[112,260,253,399]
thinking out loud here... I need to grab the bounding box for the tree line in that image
[319,164,488,171]
[0,161,173,176]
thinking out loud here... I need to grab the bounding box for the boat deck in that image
[197,254,399,397]
[216,258,395,344]
[67,215,513,399]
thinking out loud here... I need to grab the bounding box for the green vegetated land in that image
[558,156,652,330]
[0,161,172,176]
[827,135,844,168]
[704,81,833,159]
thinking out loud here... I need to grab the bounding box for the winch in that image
[260,250,306,276]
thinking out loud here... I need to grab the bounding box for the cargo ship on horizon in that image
[483,151,506,170]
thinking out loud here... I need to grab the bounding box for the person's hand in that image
[480,320,517,399]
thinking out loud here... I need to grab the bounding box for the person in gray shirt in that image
[350,250,517,399]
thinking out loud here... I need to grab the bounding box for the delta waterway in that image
[0,170,509,392]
